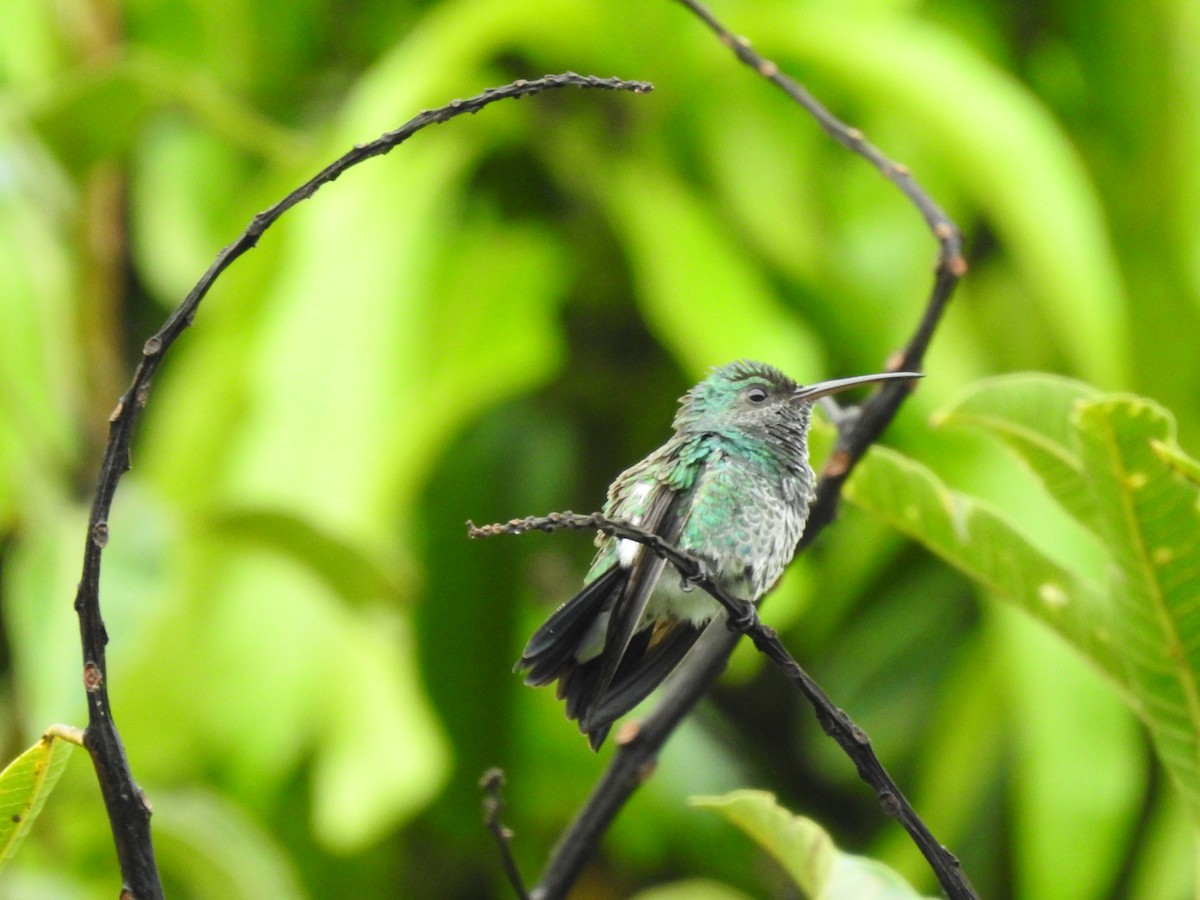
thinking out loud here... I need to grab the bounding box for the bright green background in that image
[1,0,1198,897]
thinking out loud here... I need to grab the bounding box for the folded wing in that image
[516,473,704,749]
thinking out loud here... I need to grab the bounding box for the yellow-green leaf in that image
[692,790,935,899]
[0,726,80,871]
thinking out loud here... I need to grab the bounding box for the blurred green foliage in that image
[0,0,1197,897]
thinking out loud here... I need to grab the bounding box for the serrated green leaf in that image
[860,379,1200,837]
[1152,439,1200,487]
[692,790,935,899]
[937,373,1104,531]
[844,445,1124,691]
[0,727,80,871]
[1071,397,1200,822]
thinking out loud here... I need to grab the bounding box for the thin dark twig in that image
[473,513,973,897]
[470,513,707,586]
[670,0,965,274]
[486,4,971,899]
[535,625,737,900]
[671,0,967,549]
[71,73,652,899]
[480,769,531,900]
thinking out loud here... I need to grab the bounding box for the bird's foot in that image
[725,599,759,633]
[680,555,712,587]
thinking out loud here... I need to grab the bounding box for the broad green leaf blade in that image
[696,90,824,286]
[151,789,306,900]
[0,727,79,870]
[844,446,1124,691]
[602,151,824,381]
[692,791,830,893]
[692,790,935,899]
[1072,398,1200,822]
[937,374,1103,531]
[206,507,407,609]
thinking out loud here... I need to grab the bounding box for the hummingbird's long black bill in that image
[793,370,923,402]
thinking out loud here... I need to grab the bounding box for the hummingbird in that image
[516,360,921,749]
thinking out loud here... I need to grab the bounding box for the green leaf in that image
[844,445,1123,690]
[697,90,824,286]
[4,504,96,730]
[0,726,80,871]
[692,790,936,899]
[0,0,62,88]
[1071,397,1200,822]
[632,878,755,900]
[867,379,1200,831]
[602,150,824,381]
[937,373,1104,531]
[206,507,407,609]
[151,789,306,900]
[1152,438,1200,487]
[309,608,451,852]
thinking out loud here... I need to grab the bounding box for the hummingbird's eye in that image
[745,386,769,404]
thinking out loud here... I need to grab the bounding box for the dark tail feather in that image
[556,661,612,751]
[517,564,704,751]
[516,565,625,687]
[583,622,704,731]
[560,621,705,750]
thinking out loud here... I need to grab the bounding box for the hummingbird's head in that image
[674,360,922,438]
[673,360,804,436]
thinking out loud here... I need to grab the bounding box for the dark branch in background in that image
[471,515,976,898]
[480,769,530,900]
[71,73,652,900]
[477,3,970,899]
